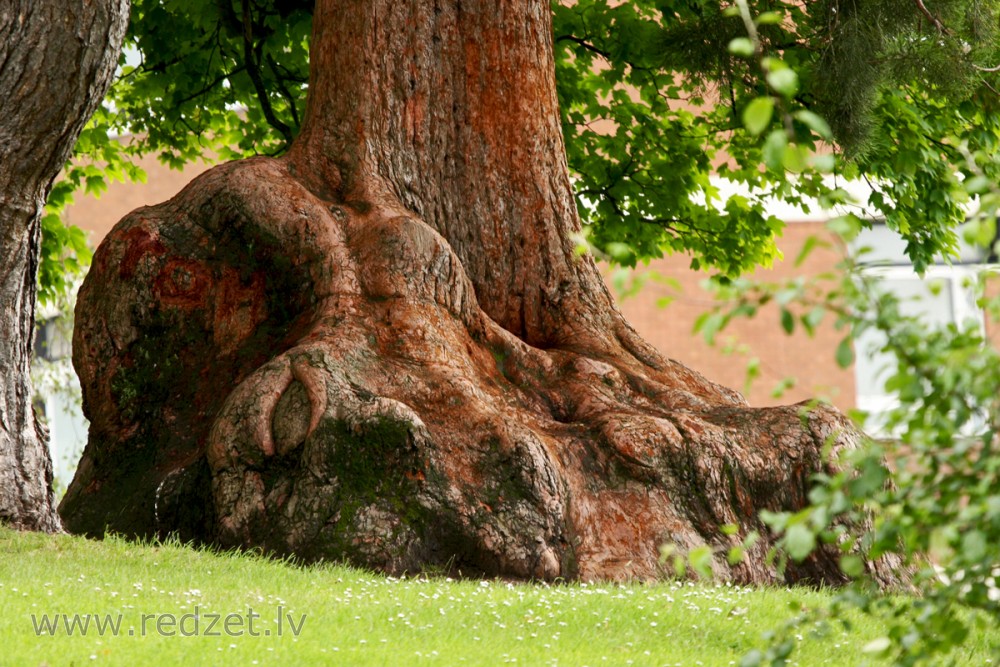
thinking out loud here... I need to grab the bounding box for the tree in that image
[49,0,872,584]
[53,0,999,583]
[0,1,128,530]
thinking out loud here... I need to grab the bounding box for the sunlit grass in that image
[0,527,995,666]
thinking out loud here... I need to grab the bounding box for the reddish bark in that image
[61,0,901,585]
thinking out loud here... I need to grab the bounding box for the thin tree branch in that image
[241,0,293,146]
[173,66,245,107]
[555,34,611,61]
[913,0,951,35]
[266,53,301,129]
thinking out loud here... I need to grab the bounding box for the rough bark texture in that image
[62,0,901,585]
[0,1,128,531]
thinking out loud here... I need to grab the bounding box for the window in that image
[851,223,988,436]
[853,266,984,436]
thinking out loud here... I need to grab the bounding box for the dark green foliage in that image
[551,0,1000,275]
[552,0,786,274]
[118,0,311,163]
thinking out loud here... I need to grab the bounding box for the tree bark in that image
[62,0,902,585]
[0,1,128,531]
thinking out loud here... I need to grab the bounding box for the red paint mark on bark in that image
[153,258,211,310]
[118,225,167,280]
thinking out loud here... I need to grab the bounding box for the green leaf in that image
[743,356,761,395]
[840,554,864,578]
[782,144,809,173]
[802,307,825,335]
[605,242,634,262]
[770,377,796,398]
[755,11,783,25]
[810,153,836,172]
[728,37,755,57]
[659,543,687,578]
[827,215,862,242]
[689,545,714,579]
[727,546,745,565]
[743,97,775,137]
[780,307,794,334]
[762,129,788,170]
[794,235,820,267]
[784,523,816,561]
[766,68,798,98]
[835,338,854,369]
[793,110,833,139]
[694,311,726,344]
[760,510,790,531]
[965,175,991,195]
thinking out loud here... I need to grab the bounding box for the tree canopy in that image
[45,0,1000,303]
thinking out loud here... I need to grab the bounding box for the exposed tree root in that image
[62,157,903,586]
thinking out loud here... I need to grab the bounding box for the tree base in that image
[61,157,902,585]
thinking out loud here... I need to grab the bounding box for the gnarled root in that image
[62,157,903,586]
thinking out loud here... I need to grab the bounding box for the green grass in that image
[0,527,994,666]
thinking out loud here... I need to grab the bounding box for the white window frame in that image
[853,264,986,437]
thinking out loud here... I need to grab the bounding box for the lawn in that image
[0,527,994,666]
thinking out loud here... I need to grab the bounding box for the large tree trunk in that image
[0,1,128,531]
[61,0,900,584]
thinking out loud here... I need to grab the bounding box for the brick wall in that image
[609,223,855,411]
[64,152,211,243]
